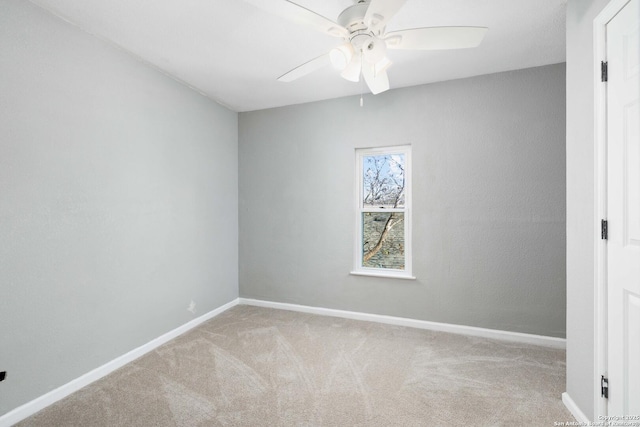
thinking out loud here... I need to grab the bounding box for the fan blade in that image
[277,53,330,82]
[341,53,362,82]
[244,0,348,38]
[364,0,407,32]
[362,61,390,95]
[385,26,488,50]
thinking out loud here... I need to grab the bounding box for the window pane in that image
[362,212,405,270]
[362,154,405,208]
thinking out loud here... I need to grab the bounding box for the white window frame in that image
[351,145,414,279]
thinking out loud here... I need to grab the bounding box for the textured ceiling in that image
[29,0,567,112]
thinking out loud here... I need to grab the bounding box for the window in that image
[353,145,413,279]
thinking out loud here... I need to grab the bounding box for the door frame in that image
[593,0,632,419]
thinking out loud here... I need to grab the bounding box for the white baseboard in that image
[239,298,567,349]
[0,298,239,427]
[562,392,590,423]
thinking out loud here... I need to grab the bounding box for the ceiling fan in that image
[244,0,488,95]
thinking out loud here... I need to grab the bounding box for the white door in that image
[607,0,640,416]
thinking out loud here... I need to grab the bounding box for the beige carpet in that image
[18,305,573,426]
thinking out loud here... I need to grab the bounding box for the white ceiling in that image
[30,0,567,112]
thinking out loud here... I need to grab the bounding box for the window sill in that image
[350,271,417,280]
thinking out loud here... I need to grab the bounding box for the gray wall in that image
[0,0,238,416]
[239,63,566,338]
[565,0,610,420]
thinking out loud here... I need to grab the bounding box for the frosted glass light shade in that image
[330,44,354,71]
[362,37,387,63]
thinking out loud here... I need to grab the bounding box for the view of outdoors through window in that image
[361,153,405,270]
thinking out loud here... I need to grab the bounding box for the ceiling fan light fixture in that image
[260,0,488,95]
[341,53,362,82]
[329,44,354,71]
[374,57,392,76]
[361,37,387,64]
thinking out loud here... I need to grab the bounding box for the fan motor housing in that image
[337,2,369,34]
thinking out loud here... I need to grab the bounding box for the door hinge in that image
[601,61,608,82]
[601,219,608,240]
[601,375,609,398]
